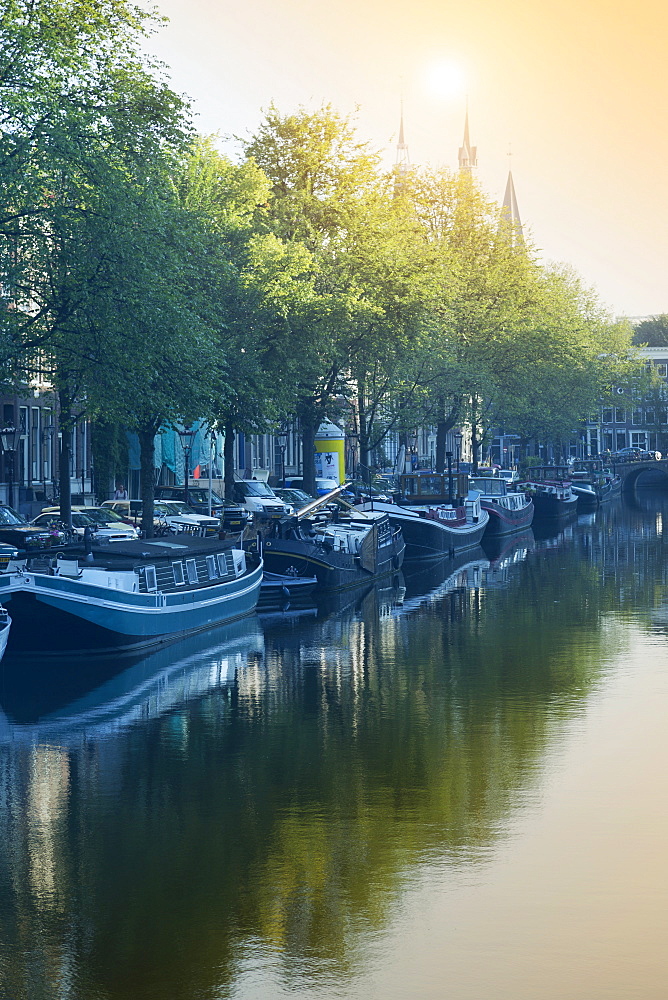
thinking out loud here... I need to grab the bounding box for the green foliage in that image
[633,315,668,346]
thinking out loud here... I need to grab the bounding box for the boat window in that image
[144,565,157,592]
[206,554,219,580]
[419,476,443,496]
[471,477,505,496]
[403,477,418,496]
[185,558,198,584]
[216,552,228,576]
[172,561,185,586]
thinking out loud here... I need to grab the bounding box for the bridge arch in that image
[615,460,668,491]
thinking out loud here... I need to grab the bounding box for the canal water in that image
[1,490,668,1000]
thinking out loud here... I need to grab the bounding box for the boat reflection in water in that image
[0,616,264,743]
[3,497,662,1000]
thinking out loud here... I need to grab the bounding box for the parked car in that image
[102,499,219,535]
[283,476,340,497]
[72,506,141,531]
[342,479,393,503]
[497,469,519,483]
[273,487,317,512]
[0,505,62,551]
[233,480,291,518]
[611,447,643,461]
[154,486,250,530]
[33,510,139,542]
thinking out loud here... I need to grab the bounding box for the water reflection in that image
[1,495,668,998]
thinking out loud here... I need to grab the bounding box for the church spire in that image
[458,102,477,172]
[501,150,524,243]
[394,100,410,196]
[395,101,410,172]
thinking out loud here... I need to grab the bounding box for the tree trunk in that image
[471,398,480,472]
[139,423,157,539]
[223,422,235,499]
[301,410,317,496]
[58,388,74,528]
[357,382,370,478]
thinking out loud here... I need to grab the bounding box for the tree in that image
[633,315,668,346]
[0,0,192,524]
[402,169,542,469]
[494,267,639,457]
[171,136,317,497]
[243,105,385,493]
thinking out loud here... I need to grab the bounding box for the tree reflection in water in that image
[0,495,667,1000]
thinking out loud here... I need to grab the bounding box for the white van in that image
[233,480,291,518]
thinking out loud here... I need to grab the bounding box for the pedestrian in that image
[114,482,128,500]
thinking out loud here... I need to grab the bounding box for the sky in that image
[144,0,668,320]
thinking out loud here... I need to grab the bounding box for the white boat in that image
[0,536,262,654]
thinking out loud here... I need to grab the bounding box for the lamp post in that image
[454,432,463,473]
[0,425,19,509]
[277,428,288,486]
[177,425,197,507]
[446,450,454,503]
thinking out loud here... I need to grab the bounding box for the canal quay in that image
[2,490,668,1000]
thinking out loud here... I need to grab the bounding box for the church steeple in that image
[458,104,477,172]
[394,101,410,196]
[501,167,524,242]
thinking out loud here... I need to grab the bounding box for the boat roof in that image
[37,534,237,570]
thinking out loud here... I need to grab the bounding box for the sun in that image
[423,60,467,100]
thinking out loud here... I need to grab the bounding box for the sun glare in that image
[423,60,467,100]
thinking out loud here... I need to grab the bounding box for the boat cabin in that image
[469,476,511,496]
[398,471,469,505]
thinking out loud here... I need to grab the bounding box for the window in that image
[631,432,647,449]
[615,408,626,423]
[185,558,198,584]
[419,476,442,496]
[616,432,627,450]
[144,566,157,592]
[660,410,668,425]
[172,561,185,586]
[18,407,28,486]
[646,409,656,425]
[42,408,52,482]
[601,408,613,424]
[206,554,219,580]
[632,409,643,425]
[216,552,228,576]
[31,408,39,482]
[656,364,667,378]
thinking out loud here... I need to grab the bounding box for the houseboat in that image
[469,476,535,537]
[0,535,263,654]
[257,488,405,591]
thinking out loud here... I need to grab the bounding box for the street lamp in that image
[0,425,19,509]
[177,425,197,507]
[277,427,289,486]
[446,450,454,503]
[454,432,463,473]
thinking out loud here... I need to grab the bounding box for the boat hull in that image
[530,493,579,521]
[261,533,405,590]
[481,498,535,537]
[357,502,489,560]
[0,562,263,654]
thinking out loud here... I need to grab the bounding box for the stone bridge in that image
[612,459,668,491]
